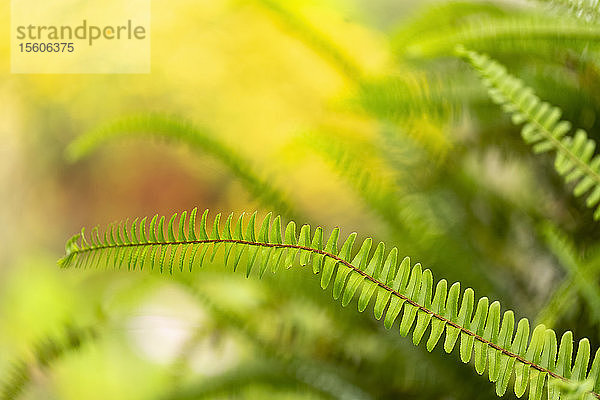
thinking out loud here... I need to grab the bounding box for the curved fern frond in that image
[537,223,600,327]
[391,1,513,56]
[66,114,299,219]
[60,209,600,399]
[252,0,453,156]
[535,0,600,22]
[295,129,442,243]
[459,47,600,221]
[354,76,453,156]
[0,325,96,400]
[404,16,600,58]
[251,0,363,82]
[161,359,339,400]
[178,284,372,400]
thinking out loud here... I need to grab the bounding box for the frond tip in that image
[458,46,600,221]
[59,208,600,399]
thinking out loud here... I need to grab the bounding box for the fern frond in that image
[66,114,299,218]
[253,0,453,156]
[354,76,453,156]
[0,325,96,400]
[296,130,442,243]
[459,47,600,221]
[537,224,600,326]
[405,16,600,58]
[179,285,372,400]
[251,0,363,82]
[162,359,337,400]
[535,0,600,22]
[391,1,513,56]
[60,209,600,399]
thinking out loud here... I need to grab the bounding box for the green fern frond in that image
[179,285,372,400]
[405,16,600,58]
[354,76,453,155]
[251,0,363,82]
[0,325,96,400]
[537,224,600,327]
[66,114,298,218]
[253,0,453,156]
[535,0,600,22]
[60,208,600,399]
[459,47,600,221]
[162,359,336,400]
[391,1,513,56]
[296,129,442,243]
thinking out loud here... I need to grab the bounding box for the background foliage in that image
[3,0,600,399]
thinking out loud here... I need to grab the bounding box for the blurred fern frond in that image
[537,224,600,327]
[295,129,441,244]
[60,208,600,399]
[0,325,96,400]
[404,16,600,59]
[67,114,299,219]
[250,0,363,81]
[169,283,372,400]
[353,76,453,155]
[252,0,453,156]
[392,1,514,55]
[535,0,600,22]
[162,359,334,400]
[460,47,600,221]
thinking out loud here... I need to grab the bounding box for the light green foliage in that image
[460,47,600,221]
[60,208,600,399]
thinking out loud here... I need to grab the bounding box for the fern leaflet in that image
[60,208,600,399]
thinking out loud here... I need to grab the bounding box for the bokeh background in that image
[2,0,600,399]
